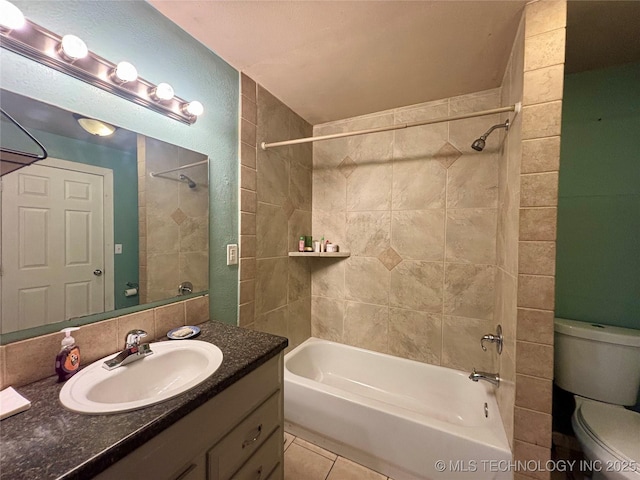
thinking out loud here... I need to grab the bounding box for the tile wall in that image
[139,137,209,303]
[0,295,209,390]
[310,87,504,374]
[238,75,313,350]
[513,2,566,479]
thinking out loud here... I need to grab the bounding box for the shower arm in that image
[149,159,208,177]
[479,119,510,140]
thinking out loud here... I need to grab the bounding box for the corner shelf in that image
[288,252,350,258]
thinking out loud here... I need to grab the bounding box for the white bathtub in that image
[284,337,512,480]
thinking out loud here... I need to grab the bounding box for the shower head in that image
[471,119,510,152]
[179,174,196,189]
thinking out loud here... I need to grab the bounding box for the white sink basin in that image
[59,340,223,414]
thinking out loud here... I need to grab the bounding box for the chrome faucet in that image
[103,329,153,370]
[469,368,500,387]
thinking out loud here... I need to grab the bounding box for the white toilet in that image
[554,317,640,480]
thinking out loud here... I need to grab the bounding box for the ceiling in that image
[149,1,526,125]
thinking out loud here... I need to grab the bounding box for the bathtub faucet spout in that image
[469,368,500,387]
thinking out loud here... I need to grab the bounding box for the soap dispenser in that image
[55,327,81,382]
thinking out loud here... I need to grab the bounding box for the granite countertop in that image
[0,321,288,480]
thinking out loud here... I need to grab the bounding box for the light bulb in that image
[59,34,88,61]
[0,0,25,30]
[184,101,204,117]
[113,61,137,83]
[150,82,174,101]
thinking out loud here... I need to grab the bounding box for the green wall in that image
[556,62,640,329]
[1,1,239,342]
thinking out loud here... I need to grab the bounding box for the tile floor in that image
[284,431,394,480]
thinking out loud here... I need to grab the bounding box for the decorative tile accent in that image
[170,208,187,225]
[338,155,358,178]
[377,247,402,271]
[436,141,462,169]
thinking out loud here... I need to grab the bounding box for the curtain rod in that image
[149,159,208,177]
[261,102,521,150]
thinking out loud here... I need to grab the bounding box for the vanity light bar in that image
[0,16,203,125]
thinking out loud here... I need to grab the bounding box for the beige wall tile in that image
[240,188,257,213]
[154,302,185,339]
[241,95,257,125]
[311,260,345,299]
[521,137,560,174]
[290,165,312,211]
[118,310,155,342]
[394,101,449,159]
[497,349,516,447]
[520,172,558,207]
[255,306,288,338]
[515,407,552,448]
[516,374,552,413]
[514,440,551,480]
[449,90,501,154]
[240,257,257,281]
[147,253,180,302]
[180,252,209,294]
[4,332,60,387]
[447,155,499,208]
[256,258,288,315]
[442,316,495,372]
[241,142,256,169]
[346,211,391,257]
[240,235,256,258]
[390,261,443,313]
[241,73,256,102]
[347,163,392,211]
[257,152,289,206]
[241,119,256,146]
[391,210,444,261]
[524,28,565,72]
[288,209,312,253]
[73,318,119,365]
[313,167,347,212]
[495,268,518,355]
[185,295,209,325]
[344,301,389,353]
[240,212,256,235]
[345,257,390,306]
[522,102,563,140]
[517,308,554,345]
[525,0,567,38]
[389,309,442,364]
[311,296,344,342]
[241,165,257,192]
[516,341,554,379]
[312,211,346,248]
[518,274,555,310]
[523,65,564,106]
[519,241,556,276]
[519,208,557,241]
[446,208,497,264]
[239,279,256,304]
[289,257,311,303]
[288,298,311,350]
[256,202,288,258]
[444,264,495,320]
[239,301,255,327]
[392,159,446,210]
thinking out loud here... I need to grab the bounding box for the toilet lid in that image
[578,400,640,464]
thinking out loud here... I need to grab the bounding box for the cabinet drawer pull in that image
[173,463,197,480]
[241,424,262,448]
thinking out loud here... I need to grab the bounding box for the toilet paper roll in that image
[124,288,138,297]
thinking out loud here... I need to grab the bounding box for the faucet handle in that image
[125,329,147,348]
[480,325,503,354]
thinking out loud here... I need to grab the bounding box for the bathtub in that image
[284,337,512,480]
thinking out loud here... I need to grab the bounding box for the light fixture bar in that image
[0,18,199,125]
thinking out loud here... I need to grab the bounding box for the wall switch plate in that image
[226,244,238,265]
[115,244,123,254]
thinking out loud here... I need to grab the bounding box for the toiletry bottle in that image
[55,327,81,382]
[298,236,305,252]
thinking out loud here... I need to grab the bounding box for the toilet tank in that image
[554,318,640,405]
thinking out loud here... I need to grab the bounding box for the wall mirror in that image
[0,89,209,340]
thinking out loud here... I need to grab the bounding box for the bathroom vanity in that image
[0,321,287,480]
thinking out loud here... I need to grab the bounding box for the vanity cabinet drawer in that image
[230,428,281,480]
[208,392,281,480]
